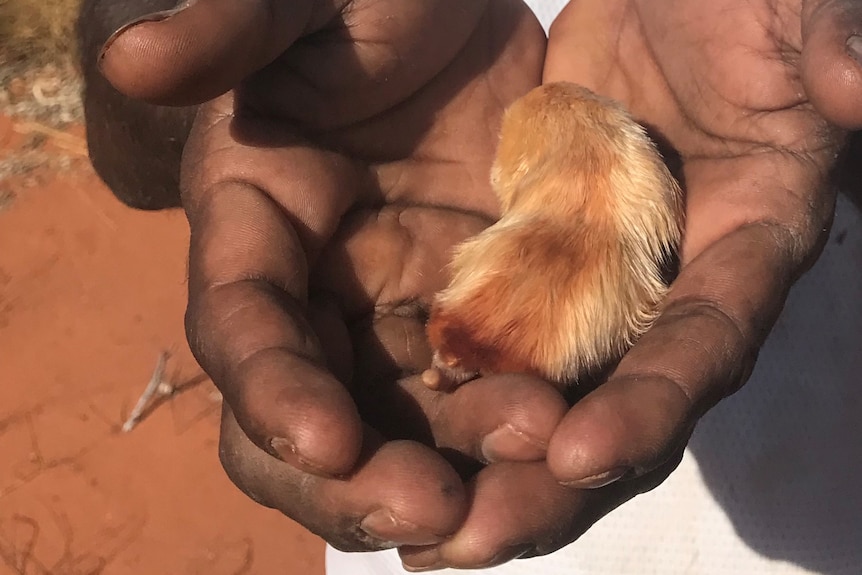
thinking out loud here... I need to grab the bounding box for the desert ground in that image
[0,2,326,573]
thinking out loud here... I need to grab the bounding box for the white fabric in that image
[327,2,862,573]
[524,0,562,32]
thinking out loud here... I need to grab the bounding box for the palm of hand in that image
[536,0,842,481]
[187,0,554,443]
[174,0,569,556]
[399,0,857,567]
[549,0,837,261]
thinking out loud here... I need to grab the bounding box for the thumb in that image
[801,0,862,130]
[97,0,336,106]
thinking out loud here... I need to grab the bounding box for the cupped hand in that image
[98,0,578,553]
[396,0,862,569]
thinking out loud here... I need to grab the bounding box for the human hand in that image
[97,0,577,553]
[394,0,862,569]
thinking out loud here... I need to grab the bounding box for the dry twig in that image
[122,352,174,432]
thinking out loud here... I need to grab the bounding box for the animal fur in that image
[424,82,684,391]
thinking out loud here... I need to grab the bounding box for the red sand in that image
[0,113,325,574]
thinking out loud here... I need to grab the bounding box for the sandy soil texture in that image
[0,112,325,574]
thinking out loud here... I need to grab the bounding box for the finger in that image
[398,463,579,571]
[337,310,568,465]
[351,312,568,464]
[417,373,568,465]
[241,0,499,128]
[397,457,680,571]
[307,294,354,386]
[98,0,340,105]
[545,144,838,488]
[218,405,467,551]
[183,105,363,475]
[547,220,810,487]
[801,0,862,129]
[186,184,361,475]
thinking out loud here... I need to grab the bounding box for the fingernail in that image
[360,510,446,547]
[561,466,631,489]
[481,424,546,463]
[475,544,535,569]
[402,565,443,573]
[99,0,198,62]
[400,545,443,572]
[846,35,862,66]
[401,543,534,572]
[269,437,333,477]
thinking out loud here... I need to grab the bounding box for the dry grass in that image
[0,0,84,126]
[0,0,81,66]
[0,0,85,195]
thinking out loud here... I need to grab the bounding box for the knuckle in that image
[665,296,749,350]
[660,297,757,401]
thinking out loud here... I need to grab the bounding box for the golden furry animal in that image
[423,82,684,391]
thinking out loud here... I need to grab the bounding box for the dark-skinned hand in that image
[96,0,862,570]
[99,0,569,560]
[396,0,862,569]
[395,0,861,569]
